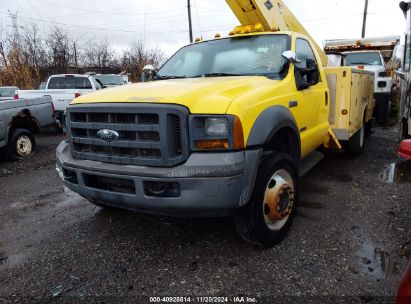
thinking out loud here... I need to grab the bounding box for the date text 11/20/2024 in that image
[149,296,258,303]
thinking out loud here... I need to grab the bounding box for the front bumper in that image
[56,141,261,216]
[374,92,390,102]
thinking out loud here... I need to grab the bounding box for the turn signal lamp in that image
[195,139,229,150]
[233,116,245,149]
[195,37,202,43]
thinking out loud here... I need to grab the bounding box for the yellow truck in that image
[56,0,374,247]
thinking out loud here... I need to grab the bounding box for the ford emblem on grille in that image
[97,129,120,142]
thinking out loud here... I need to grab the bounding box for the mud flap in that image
[323,127,343,151]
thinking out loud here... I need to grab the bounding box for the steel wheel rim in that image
[263,169,295,231]
[16,135,32,157]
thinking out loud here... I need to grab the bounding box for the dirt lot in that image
[0,128,410,303]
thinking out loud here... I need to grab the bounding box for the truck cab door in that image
[294,38,329,156]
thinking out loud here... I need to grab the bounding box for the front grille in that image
[66,103,189,167]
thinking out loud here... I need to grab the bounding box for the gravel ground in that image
[0,127,410,303]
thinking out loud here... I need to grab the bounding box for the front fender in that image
[246,105,300,147]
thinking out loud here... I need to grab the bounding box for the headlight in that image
[190,115,244,151]
[205,118,229,136]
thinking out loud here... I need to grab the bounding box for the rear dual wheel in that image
[348,125,365,155]
[235,153,299,247]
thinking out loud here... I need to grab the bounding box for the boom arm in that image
[226,0,328,67]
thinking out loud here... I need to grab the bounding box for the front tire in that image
[235,153,299,247]
[8,128,36,160]
[375,99,391,125]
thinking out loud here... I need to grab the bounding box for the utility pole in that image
[187,0,193,43]
[73,42,78,69]
[143,13,147,46]
[361,0,369,38]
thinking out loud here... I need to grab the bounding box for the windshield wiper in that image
[154,75,186,80]
[192,73,241,78]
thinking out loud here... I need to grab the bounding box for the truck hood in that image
[72,76,277,114]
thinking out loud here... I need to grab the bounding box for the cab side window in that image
[296,39,317,70]
[294,38,320,89]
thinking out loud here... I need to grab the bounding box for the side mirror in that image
[306,57,319,85]
[141,64,156,82]
[282,51,301,64]
[95,79,105,89]
[395,70,407,80]
[398,139,411,160]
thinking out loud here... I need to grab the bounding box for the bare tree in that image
[121,40,166,81]
[0,16,167,86]
[0,41,8,67]
[21,22,47,67]
[46,26,71,68]
[83,38,114,68]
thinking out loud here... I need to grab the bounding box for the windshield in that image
[344,52,383,66]
[96,75,125,86]
[0,88,16,97]
[156,35,290,79]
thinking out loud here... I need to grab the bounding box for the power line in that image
[0,11,230,36]
[193,0,203,38]
[31,0,187,17]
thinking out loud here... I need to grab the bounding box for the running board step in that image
[299,151,324,177]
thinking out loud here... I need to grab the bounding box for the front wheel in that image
[8,128,36,160]
[235,153,299,247]
[375,99,391,125]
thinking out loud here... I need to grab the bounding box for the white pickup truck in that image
[17,74,102,124]
[324,36,400,125]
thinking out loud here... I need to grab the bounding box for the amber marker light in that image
[233,116,245,149]
[195,139,229,150]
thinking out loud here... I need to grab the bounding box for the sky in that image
[0,0,407,56]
